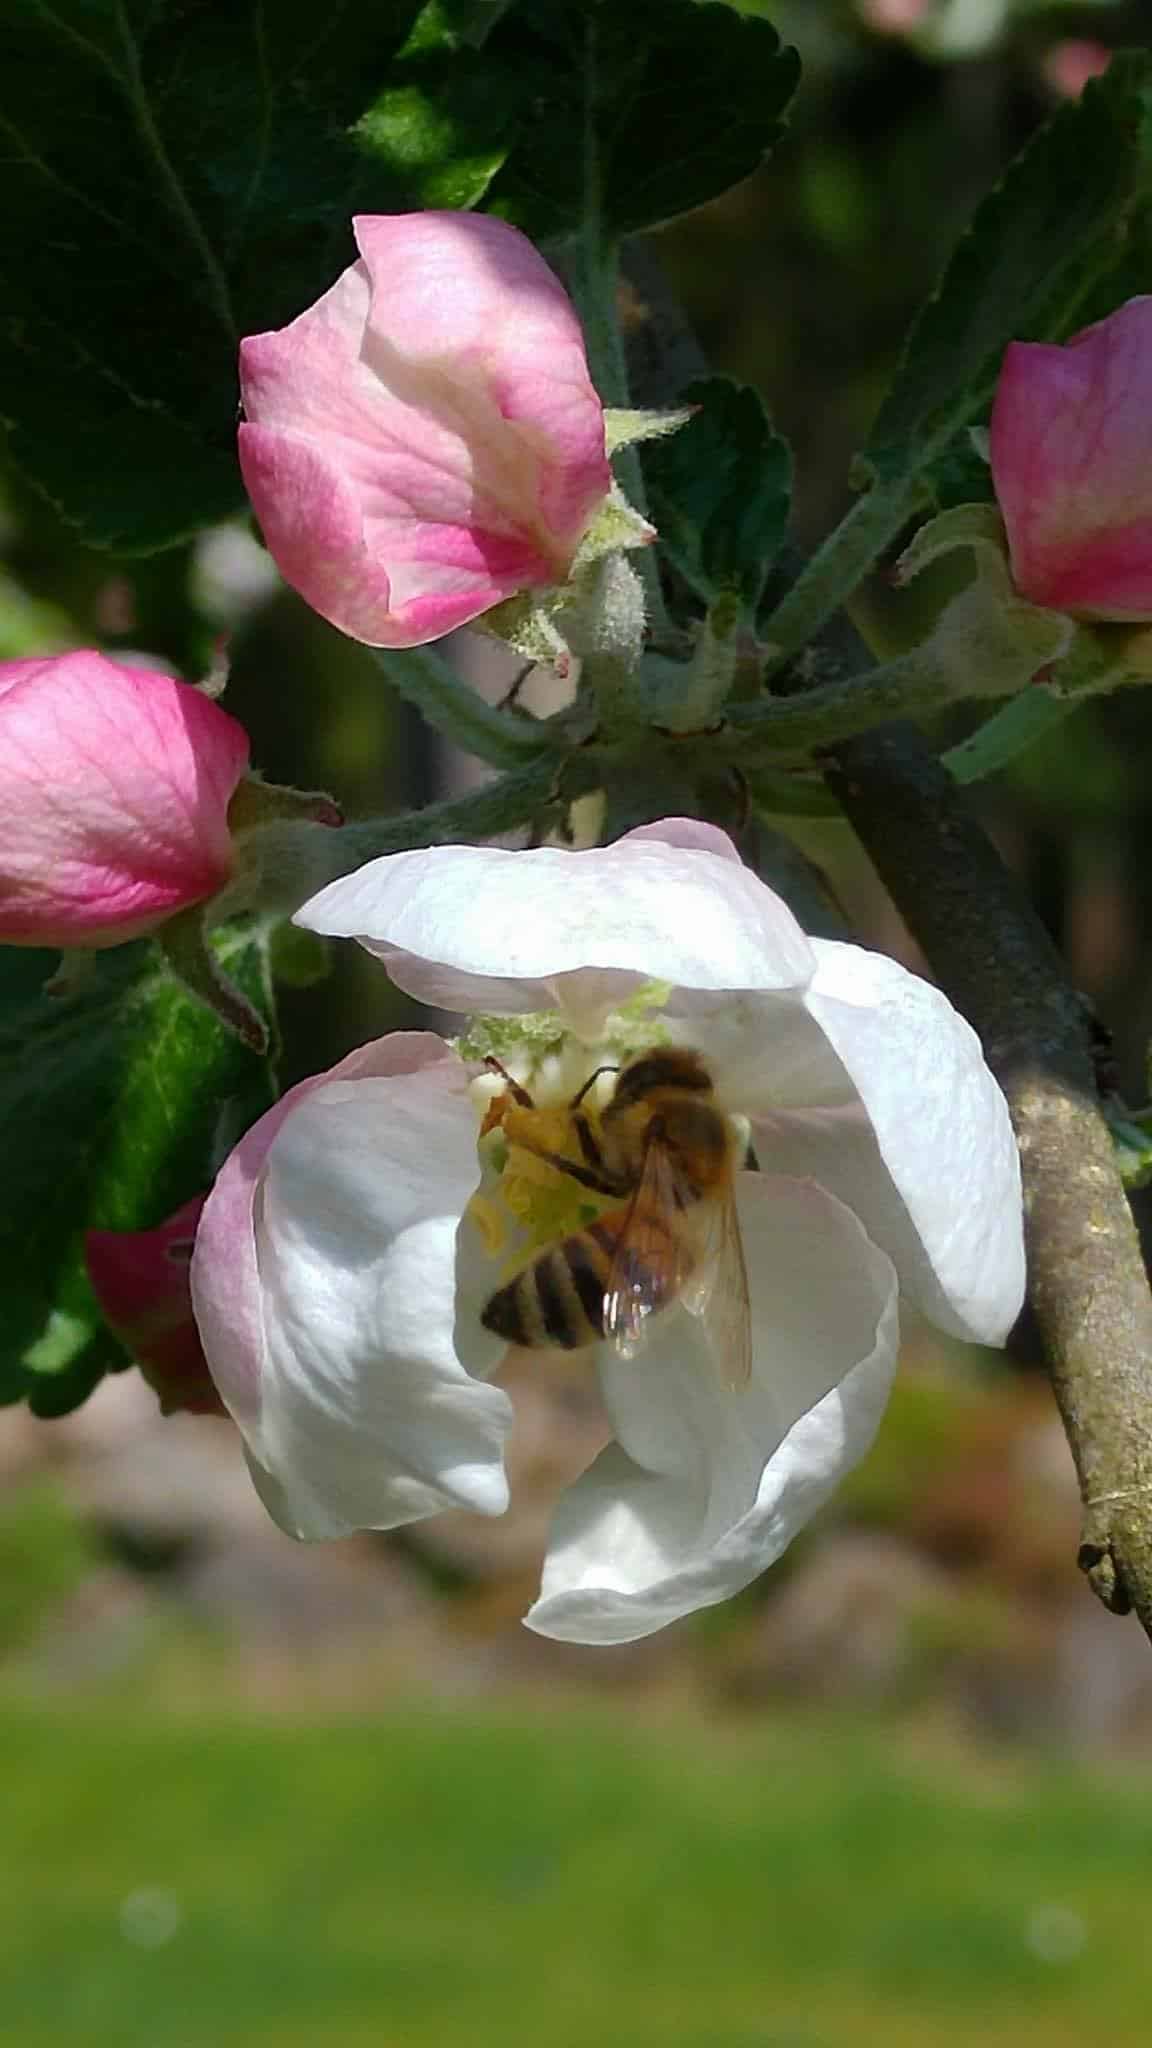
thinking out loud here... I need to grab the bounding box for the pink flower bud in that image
[1041,40,1112,101]
[990,298,1152,621]
[238,212,612,649]
[857,0,930,32]
[86,1197,226,1417]
[0,651,249,947]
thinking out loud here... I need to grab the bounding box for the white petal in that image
[750,941,1024,1345]
[296,833,814,1025]
[525,1176,898,1645]
[253,1057,510,1537]
[662,987,857,1118]
[452,1194,519,1384]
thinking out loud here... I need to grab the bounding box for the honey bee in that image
[480,1047,752,1386]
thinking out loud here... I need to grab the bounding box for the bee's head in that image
[608,1047,713,1113]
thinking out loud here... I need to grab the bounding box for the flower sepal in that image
[571,482,658,569]
[227,773,342,838]
[157,907,269,1055]
[900,504,1152,700]
[603,404,695,454]
[643,596,748,732]
[895,503,1073,697]
[479,479,656,674]
[1047,618,1152,697]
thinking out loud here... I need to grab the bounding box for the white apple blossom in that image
[189,819,1025,1646]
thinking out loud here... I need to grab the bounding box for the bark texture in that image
[825,723,1152,1633]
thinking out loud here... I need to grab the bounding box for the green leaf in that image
[645,378,792,611]
[407,0,519,48]
[2,0,799,551]
[866,53,1152,485]
[926,430,997,516]
[472,0,800,241]
[1064,191,1152,335]
[0,928,275,1417]
[0,0,503,553]
[352,9,512,214]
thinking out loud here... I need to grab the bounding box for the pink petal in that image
[1042,40,1112,100]
[619,818,745,863]
[86,1196,224,1417]
[238,211,611,648]
[0,651,249,947]
[991,298,1152,620]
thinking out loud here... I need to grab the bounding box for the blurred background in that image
[5,3,1152,2043]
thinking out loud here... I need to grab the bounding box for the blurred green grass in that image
[1,1702,1150,2048]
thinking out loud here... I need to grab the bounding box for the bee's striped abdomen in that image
[481,1205,681,1352]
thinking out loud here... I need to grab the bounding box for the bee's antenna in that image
[570,1064,619,1108]
[483,1056,535,1108]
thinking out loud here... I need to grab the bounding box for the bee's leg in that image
[570,1109,619,1184]
[570,1073,633,1196]
[513,1138,628,1199]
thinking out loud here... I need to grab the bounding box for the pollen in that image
[471,1088,613,1276]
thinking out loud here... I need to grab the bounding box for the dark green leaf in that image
[925,430,997,515]
[866,53,1152,484]
[0,0,503,553]
[2,0,799,551]
[645,378,792,610]
[1061,191,1152,338]
[0,928,275,1416]
[467,0,800,241]
[408,0,518,46]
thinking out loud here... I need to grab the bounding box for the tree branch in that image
[823,721,1152,1638]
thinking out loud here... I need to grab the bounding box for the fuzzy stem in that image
[719,650,954,754]
[366,646,556,767]
[759,475,927,671]
[207,765,562,931]
[321,763,560,877]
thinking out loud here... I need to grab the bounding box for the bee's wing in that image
[679,1176,753,1390]
[600,1133,694,1361]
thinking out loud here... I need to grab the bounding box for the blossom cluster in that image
[13,206,1152,1641]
